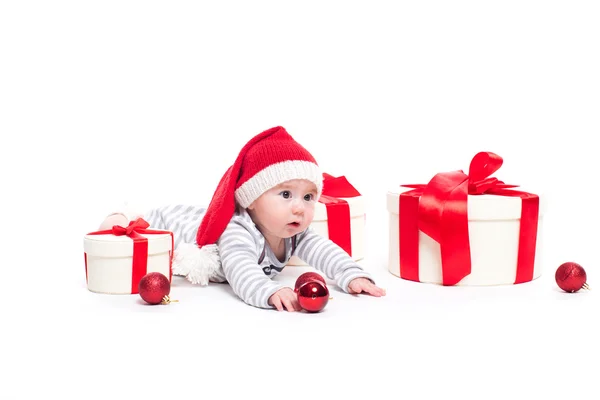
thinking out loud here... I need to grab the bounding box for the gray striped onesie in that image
[144,204,373,309]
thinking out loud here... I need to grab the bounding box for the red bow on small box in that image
[399,152,540,285]
[319,173,361,256]
[86,218,174,294]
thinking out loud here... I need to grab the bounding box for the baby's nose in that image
[291,199,305,213]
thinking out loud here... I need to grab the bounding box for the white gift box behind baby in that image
[387,152,546,286]
[288,174,365,266]
[84,220,173,294]
[287,196,365,265]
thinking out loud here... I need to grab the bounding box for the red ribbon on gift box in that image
[399,152,540,285]
[319,173,362,257]
[85,218,174,294]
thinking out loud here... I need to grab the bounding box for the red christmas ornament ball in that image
[555,262,588,293]
[138,272,171,304]
[297,281,329,313]
[294,272,327,292]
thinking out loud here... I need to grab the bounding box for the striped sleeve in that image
[217,217,284,309]
[294,229,374,292]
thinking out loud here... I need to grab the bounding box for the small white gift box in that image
[288,173,365,266]
[84,219,173,294]
[287,196,365,266]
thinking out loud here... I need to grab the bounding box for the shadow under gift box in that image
[83,230,173,294]
[387,186,547,286]
[287,195,365,266]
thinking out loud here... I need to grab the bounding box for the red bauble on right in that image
[555,262,589,293]
[294,272,326,292]
[297,281,329,313]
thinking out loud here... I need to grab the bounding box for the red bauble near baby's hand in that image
[294,271,327,292]
[138,272,177,305]
[297,281,329,312]
[555,262,590,293]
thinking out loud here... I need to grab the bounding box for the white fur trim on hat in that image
[172,243,220,285]
[234,160,322,208]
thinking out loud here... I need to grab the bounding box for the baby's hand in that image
[268,287,302,312]
[348,278,386,297]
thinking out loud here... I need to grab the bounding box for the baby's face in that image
[247,179,318,240]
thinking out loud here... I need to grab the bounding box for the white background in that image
[2,1,599,399]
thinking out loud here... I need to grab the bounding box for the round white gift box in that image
[387,186,546,286]
[84,230,172,294]
[288,196,365,266]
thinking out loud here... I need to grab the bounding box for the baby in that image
[100,126,385,311]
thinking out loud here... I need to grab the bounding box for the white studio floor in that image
[6,222,598,400]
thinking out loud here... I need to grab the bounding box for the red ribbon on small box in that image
[85,218,174,294]
[319,173,361,256]
[399,152,540,285]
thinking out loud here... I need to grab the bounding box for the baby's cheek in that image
[305,207,316,222]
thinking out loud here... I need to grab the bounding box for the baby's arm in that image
[294,229,383,295]
[218,220,286,309]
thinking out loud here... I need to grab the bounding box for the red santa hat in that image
[172,126,323,284]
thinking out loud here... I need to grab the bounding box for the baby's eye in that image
[304,193,314,201]
[280,191,291,199]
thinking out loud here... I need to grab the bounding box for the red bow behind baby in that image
[319,173,361,257]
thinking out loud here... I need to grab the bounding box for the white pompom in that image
[172,243,221,286]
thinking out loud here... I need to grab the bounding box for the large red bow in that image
[319,173,361,256]
[86,218,174,293]
[399,152,539,285]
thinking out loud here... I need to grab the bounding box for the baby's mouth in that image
[288,222,301,228]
